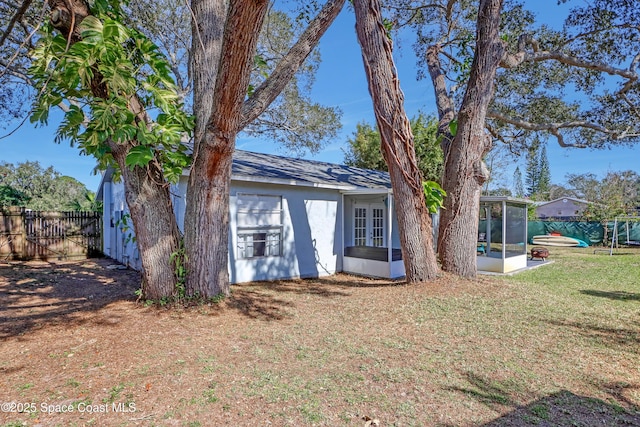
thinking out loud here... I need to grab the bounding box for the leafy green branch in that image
[423,180,446,214]
[169,237,187,300]
[28,1,193,182]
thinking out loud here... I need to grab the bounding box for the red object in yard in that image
[550,231,562,236]
[531,246,549,261]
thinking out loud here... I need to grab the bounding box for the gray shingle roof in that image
[232,150,392,190]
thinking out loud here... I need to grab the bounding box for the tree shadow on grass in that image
[2,262,403,330]
[445,372,640,426]
[324,274,408,289]
[224,275,378,321]
[480,389,640,426]
[546,318,640,354]
[595,380,640,411]
[225,287,296,321]
[223,274,406,321]
[0,258,139,339]
[250,274,407,293]
[580,289,640,301]
[446,371,519,412]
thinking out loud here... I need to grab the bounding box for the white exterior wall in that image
[102,180,141,270]
[229,182,341,284]
[536,199,588,219]
[102,181,112,256]
[477,253,528,273]
[117,177,344,284]
[171,177,189,233]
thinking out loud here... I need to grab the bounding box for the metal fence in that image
[0,207,102,261]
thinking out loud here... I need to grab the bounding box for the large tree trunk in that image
[183,140,234,298]
[186,0,345,297]
[189,0,227,147]
[185,0,269,298]
[48,0,180,299]
[436,0,505,277]
[111,147,181,300]
[353,0,439,282]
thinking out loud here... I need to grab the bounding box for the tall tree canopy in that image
[1,0,343,152]
[481,143,517,196]
[0,161,95,210]
[524,138,551,199]
[343,112,443,182]
[2,0,345,300]
[124,0,342,153]
[513,166,524,197]
[0,0,39,125]
[383,0,640,276]
[567,170,640,220]
[391,0,640,151]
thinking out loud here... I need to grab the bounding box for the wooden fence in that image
[0,207,102,261]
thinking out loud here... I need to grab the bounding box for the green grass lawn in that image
[0,248,639,426]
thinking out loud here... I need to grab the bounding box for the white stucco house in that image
[97,150,407,283]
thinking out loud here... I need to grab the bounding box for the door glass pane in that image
[372,207,385,247]
[354,207,367,246]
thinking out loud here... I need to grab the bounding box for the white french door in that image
[353,204,386,247]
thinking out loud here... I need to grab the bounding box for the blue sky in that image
[1,0,638,193]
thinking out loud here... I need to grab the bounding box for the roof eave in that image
[231,174,358,190]
[181,167,390,192]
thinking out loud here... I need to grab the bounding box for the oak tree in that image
[390,0,640,276]
[353,0,440,282]
[185,0,346,297]
[3,0,345,300]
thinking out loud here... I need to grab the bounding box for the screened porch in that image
[341,190,405,279]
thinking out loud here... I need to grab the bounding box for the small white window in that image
[237,194,283,259]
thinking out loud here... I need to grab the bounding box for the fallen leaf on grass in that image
[362,415,380,426]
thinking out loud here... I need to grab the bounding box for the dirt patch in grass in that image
[1,255,639,427]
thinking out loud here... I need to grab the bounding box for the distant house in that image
[535,197,591,220]
[97,150,407,283]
